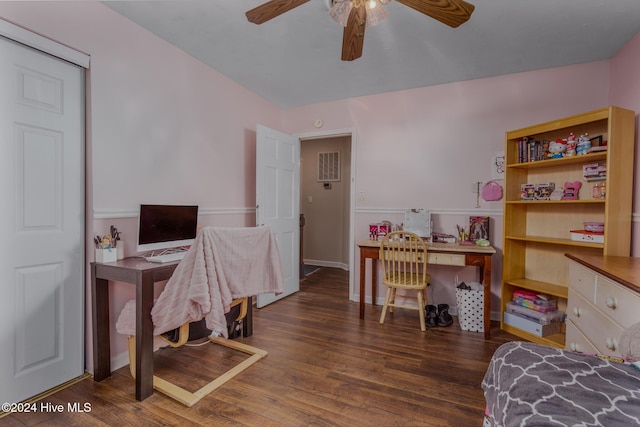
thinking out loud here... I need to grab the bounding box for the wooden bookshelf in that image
[501,106,636,348]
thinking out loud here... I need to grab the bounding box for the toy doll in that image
[565,133,576,156]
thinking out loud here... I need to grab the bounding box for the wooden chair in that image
[127,297,267,407]
[379,231,432,331]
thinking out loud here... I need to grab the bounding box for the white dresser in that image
[565,254,640,357]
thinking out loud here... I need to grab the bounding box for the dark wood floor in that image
[3,268,518,426]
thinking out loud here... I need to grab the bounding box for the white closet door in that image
[0,35,84,403]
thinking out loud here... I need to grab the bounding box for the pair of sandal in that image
[426,304,453,328]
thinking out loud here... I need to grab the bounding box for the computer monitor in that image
[136,204,199,253]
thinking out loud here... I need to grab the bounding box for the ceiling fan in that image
[246,0,475,61]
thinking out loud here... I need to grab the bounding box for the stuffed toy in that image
[549,188,564,200]
[619,321,640,362]
[576,133,592,155]
[548,139,567,159]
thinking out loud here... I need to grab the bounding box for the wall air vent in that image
[317,151,340,182]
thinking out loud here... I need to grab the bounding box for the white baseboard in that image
[108,336,173,375]
[304,259,349,271]
[111,351,130,372]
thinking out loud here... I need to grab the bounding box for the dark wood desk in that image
[357,240,496,339]
[91,258,252,401]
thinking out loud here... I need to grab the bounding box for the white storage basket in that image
[456,285,484,332]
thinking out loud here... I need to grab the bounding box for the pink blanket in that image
[116,226,284,338]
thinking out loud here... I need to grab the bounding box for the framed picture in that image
[469,216,490,241]
[589,135,603,147]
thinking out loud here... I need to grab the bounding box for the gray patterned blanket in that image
[482,341,640,427]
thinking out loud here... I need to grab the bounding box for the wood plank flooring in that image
[2,267,518,426]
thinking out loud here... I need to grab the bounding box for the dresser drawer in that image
[568,261,596,301]
[427,253,465,266]
[595,275,640,329]
[565,319,599,354]
[567,289,624,357]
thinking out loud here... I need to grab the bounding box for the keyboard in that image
[146,252,186,263]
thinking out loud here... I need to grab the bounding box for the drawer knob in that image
[605,297,617,309]
[606,338,617,351]
[572,307,581,317]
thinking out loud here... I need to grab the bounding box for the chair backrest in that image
[379,231,428,287]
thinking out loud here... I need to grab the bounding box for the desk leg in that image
[91,266,111,382]
[371,259,377,307]
[482,255,491,340]
[359,250,366,319]
[135,272,155,401]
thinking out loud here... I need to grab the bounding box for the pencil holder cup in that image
[116,243,125,260]
[96,248,117,263]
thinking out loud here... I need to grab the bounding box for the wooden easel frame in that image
[127,298,267,407]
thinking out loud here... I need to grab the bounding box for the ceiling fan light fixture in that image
[248,0,475,61]
[329,0,387,28]
[364,0,388,27]
[329,0,351,27]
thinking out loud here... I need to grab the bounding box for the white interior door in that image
[255,125,300,308]
[0,36,84,403]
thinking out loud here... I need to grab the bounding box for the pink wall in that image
[0,1,282,371]
[1,1,638,374]
[0,2,281,209]
[610,32,640,256]
[282,61,613,312]
[284,63,610,208]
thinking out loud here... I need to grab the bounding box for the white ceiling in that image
[102,0,640,109]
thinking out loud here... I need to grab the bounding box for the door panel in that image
[255,125,300,308]
[15,263,64,372]
[16,125,62,229]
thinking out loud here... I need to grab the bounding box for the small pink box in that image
[369,223,391,240]
[583,222,604,232]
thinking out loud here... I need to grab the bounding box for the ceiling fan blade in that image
[246,0,311,25]
[395,0,475,28]
[341,5,367,61]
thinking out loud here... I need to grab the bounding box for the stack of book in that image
[503,289,564,337]
[582,162,606,182]
[517,137,549,163]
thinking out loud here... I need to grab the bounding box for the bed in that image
[482,341,640,427]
